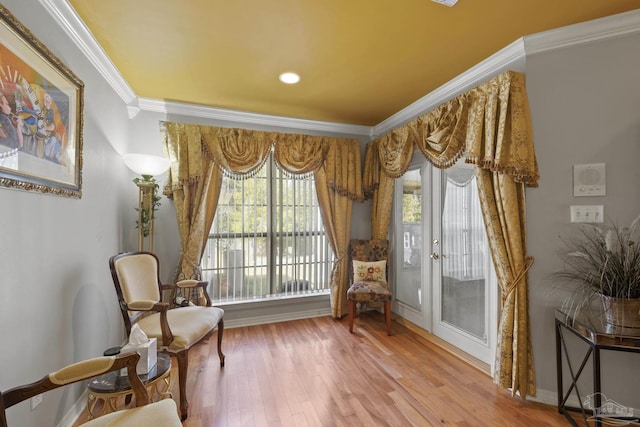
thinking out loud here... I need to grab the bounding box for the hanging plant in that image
[133,175,162,237]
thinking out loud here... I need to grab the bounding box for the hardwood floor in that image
[178,313,567,426]
[78,313,569,426]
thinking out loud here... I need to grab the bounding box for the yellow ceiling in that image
[68,0,639,126]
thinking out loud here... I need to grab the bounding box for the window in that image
[201,155,334,303]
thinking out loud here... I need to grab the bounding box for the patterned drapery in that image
[162,123,363,317]
[363,70,538,398]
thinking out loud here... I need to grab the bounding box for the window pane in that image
[396,169,422,309]
[202,156,333,303]
[441,167,487,341]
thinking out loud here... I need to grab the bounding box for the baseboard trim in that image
[58,390,87,427]
[396,318,572,409]
[531,388,558,406]
[394,316,492,376]
[224,307,333,329]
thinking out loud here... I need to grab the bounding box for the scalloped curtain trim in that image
[363,70,539,198]
[161,123,364,202]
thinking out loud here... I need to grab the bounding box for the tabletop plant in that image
[554,215,640,320]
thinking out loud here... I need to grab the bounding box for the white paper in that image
[129,323,149,345]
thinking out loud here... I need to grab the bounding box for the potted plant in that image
[133,175,162,238]
[555,216,640,328]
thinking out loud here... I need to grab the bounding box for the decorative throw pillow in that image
[353,260,387,283]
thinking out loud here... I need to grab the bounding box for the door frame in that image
[430,162,498,370]
[391,161,432,332]
[392,160,497,373]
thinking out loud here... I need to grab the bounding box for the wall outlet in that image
[30,394,43,410]
[570,205,604,223]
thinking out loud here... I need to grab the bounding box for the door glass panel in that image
[441,163,487,342]
[396,169,422,310]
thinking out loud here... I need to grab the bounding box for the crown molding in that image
[373,9,640,137]
[137,98,373,137]
[524,8,640,55]
[39,0,136,104]
[39,0,372,136]
[372,38,526,138]
[40,1,640,138]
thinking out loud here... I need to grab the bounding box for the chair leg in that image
[384,300,392,336]
[176,350,190,420]
[217,318,225,367]
[349,300,356,333]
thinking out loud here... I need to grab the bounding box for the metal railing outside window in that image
[201,156,334,303]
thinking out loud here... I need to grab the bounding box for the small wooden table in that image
[87,352,173,419]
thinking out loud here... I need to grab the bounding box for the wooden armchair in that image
[109,251,225,420]
[347,239,392,335]
[0,352,182,426]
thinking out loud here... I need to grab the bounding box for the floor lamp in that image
[122,153,171,252]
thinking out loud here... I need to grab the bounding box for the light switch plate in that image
[570,205,604,223]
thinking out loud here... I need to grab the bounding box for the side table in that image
[87,352,173,419]
[555,309,640,427]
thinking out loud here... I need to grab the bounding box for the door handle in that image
[430,252,439,260]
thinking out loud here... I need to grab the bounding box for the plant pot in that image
[600,295,640,329]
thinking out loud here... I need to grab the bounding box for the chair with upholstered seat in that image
[347,239,392,335]
[0,352,182,427]
[109,251,225,420]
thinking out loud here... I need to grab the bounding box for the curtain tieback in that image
[502,256,534,303]
[331,252,346,273]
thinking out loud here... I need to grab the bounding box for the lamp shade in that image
[122,153,171,176]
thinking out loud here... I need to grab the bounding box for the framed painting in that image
[0,5,84,198]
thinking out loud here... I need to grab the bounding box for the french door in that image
[394,158,497,367]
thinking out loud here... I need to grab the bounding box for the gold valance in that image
[410,94,469,169]
[364,70,539,197]
[203,127,273,177]
[465,72,539,187]
[161,122,364,201]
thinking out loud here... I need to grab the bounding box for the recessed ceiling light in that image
[279,72,300,84]
[432,0,458,6]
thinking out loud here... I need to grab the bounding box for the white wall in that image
[526,32,640,406]
[0,1,134,425]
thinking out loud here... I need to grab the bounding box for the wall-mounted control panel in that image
[573,163,606,197]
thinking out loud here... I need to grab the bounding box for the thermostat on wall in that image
[573,163,605,197]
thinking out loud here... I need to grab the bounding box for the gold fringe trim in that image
[328,181,365,202]
[419,144,466,171]
[466,156,540,188]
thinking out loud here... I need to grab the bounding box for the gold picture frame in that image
[0,5,84,198]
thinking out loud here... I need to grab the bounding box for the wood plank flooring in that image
[77,313,569,426]
[177,313,567,426]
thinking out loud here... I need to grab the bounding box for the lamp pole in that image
[122,154,171,253]
[136,175,157,252]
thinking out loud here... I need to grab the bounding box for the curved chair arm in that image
[1,353,148,412]
[126,300,168,311]
[163,280,212,307]
[123,300,174,347]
